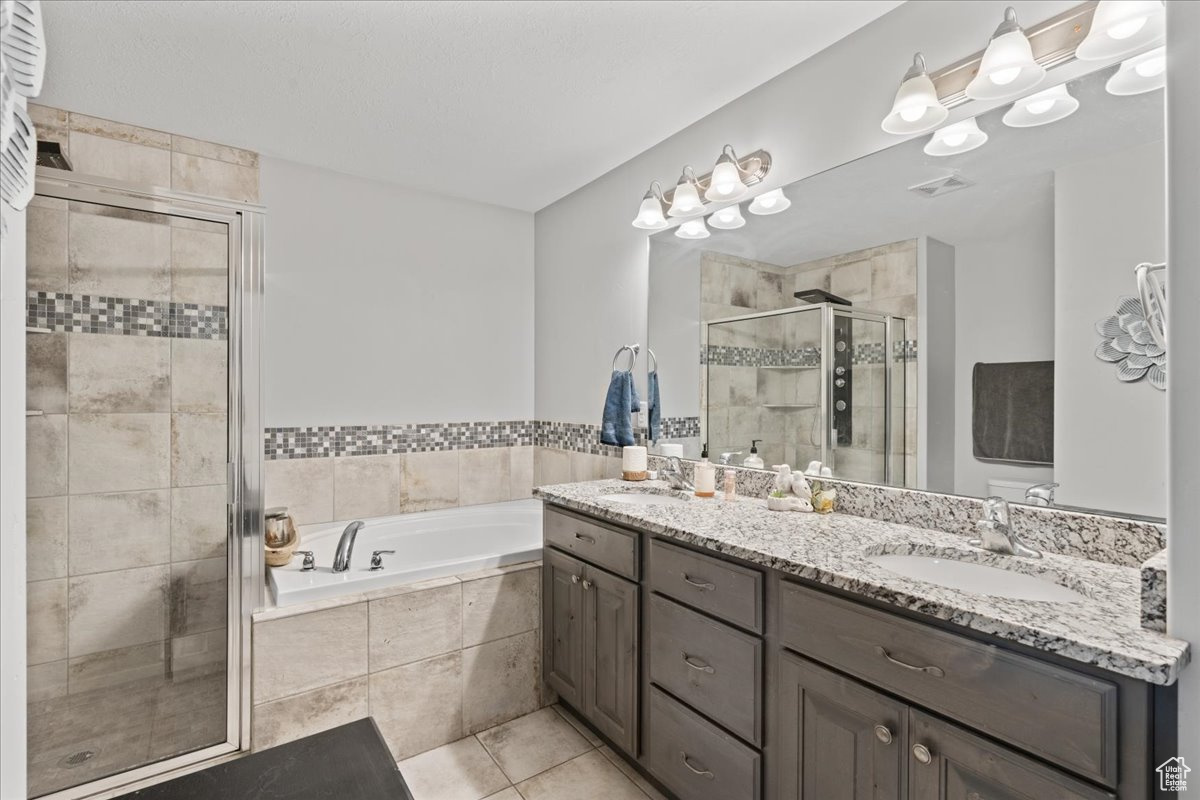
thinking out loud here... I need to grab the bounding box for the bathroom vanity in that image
[538,481,1187,800]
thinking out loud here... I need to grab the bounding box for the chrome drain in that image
[59,750,97,768]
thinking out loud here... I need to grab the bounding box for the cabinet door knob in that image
[571,574,581,584]
[582,579,593,590]
[912,743,933,765]
[874,725,893,744]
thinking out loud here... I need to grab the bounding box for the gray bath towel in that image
[972,361,1054,465]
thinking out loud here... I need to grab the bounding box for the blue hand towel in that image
[601,370,640,447]
[647,370,661,443]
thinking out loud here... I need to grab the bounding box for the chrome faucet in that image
[661,457,694,491]
[332,521,364,572]
[1024,482,1059,507]
[719,451,742,465]
[970,497,1041,558]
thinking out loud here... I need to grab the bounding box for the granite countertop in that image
[534,479,1190,685]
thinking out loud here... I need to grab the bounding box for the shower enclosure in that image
[703,303,908,485]
[24,169,262,798]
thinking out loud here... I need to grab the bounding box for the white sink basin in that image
[869,554,1087,603]
[597,492,689,507]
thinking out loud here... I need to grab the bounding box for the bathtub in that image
[269,498,544,607]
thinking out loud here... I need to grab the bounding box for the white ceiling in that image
[37,0,901,212]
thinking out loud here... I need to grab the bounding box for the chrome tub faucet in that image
[332,521,364,572]
[970,497,1041,558]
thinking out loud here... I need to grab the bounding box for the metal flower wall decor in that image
[1094,269,1167,392]
[0,0,45,226]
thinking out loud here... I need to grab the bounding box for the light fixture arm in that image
[904,53,929,82]
[992,6,1023,39]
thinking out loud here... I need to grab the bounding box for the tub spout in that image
[332,521,364,572]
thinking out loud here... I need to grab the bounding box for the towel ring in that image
[648,348,658,373]
[613,344,639,372]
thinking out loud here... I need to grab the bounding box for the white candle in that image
[622,446,648,473]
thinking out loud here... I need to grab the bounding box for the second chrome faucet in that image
[970,497,1041,558]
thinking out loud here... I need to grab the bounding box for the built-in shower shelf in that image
[763,404,818,409]
[26,326,53,334]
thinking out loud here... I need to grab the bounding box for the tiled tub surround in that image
[250,561,547,760]
[535,479,1189,685]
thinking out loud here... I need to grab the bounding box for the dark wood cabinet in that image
[582,563,639,753]
[543,547,586,709]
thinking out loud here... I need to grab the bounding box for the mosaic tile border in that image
[660,416,701,439]
[264,420,536,460]
[703,341,918,368]
[27,291,228,340]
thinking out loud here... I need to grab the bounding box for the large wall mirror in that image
[647,61,1166,521]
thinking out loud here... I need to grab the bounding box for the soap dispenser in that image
[694,444,716,498]
[743,440,764,469]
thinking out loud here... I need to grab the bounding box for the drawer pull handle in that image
[680,752,714,779]
[571,574,581,584]
[912,743,933,765]
[574,532,596,544]
[682,653,715,674]
[682,574,716,591]
[874,725,893,745]
[874,646,945,678]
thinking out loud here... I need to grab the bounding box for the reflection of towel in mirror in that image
[971,361,1054,465]
[601,370,641,447]
[647,371,661,443]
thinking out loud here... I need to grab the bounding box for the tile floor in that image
[397,705,667,800]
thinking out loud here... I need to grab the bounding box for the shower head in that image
[794,289,851,306]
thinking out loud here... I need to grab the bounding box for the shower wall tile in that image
[26,414,68,498]
[170,628,227,675]
[171,339,227,414]
[264,456,334,526]
[459,448,511,507]
[171,134,259,168]
[171,485,229,562]
[829,258,872,303]
[333,454,401,520]
[171,225,229,307]
[68,413,171,495]
[68,334,172,413]
[67,565,169,657]
[27,579,68,665]
[28,104,70,149]
[252,676,369,752]
[27,661,68,704]
[26,331,67,415]
[67,130,172,188]
[368,581,463,672]
[172,152,260,203]
[171,412,227,487]
[26,198,68,292]
[253,603,368,703]
[399,450,460,513]
[169,557,228,637]
[27,497,68,582]
[68,210,172,300]
[69,113,172,149]
[67,641,166,695]
[68,490,171,575]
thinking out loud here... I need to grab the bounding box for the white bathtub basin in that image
[868,554,1087,603]
[597,492,689,506]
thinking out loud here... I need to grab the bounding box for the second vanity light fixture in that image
[965,7,1045,101]
[631,144,774,233]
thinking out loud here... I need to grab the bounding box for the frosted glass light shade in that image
[1106,47,1166,95]
[705,156,749,202]
[966,10,1045,101]
[668,173,703,217]
[675,217,710,239]
[631,191,668,230]
[881,54,948,135]
[924,118,988,156]
[1077,1,1165,61]
[1003,84,1080,127]
[747,189,790,216]
[708,204,746,230]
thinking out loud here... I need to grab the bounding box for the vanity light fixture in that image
[923,118,988,157]
[1076,1,1165,61]
[881,53,948,135]
[631,181,669,230]
[965,7,1046,101]
[1002,84,1080,128]
[747,188,790,216]
[708,204,746,230]
[675,217,710,239]
[704,145,751,202]
[667,167,704,217]
[1106,46,1166,95]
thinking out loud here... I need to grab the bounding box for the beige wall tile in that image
[69,413,170,494]
[829,259,872,303]
[27,579,67,665]
[171,135,258,168]
[171,484,228,561]
[68,209,171,300]
[459,448,511,507]
[69,113,171,148]
[67,565,168,657]
[264,457,334,526]
[397,737,510,800]
[169,557,227,636]
[400,450,459,512]
[27,496,68,581]
[253,603,367,703]
[569,451,608,483]
[68,489,171,575]
[68,131,172,188]
[27,414,68,497]
[170,628,226,674]
[26,332,67,415]
[534,447,571,488]
[509,446,534,499]
[171,226,229,307]
[252,676,368,751]
[171,339,227,413]
[461,630,540,734]
[369,651,462,760]
[67,641,166,694]
[461,565,539,648]
[871,246,917,300]
[172,152,259,203]
[368,582,461,672]
[69,335,171,413]
[334,454,400,520]
[171,413,227,486]
[28,661,68,704]
[26,202,68,291]
[28,104,69,147]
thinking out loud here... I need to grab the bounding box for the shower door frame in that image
[31,168,263,799]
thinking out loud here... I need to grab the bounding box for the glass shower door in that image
[25,195,232,797]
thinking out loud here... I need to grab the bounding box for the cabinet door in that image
[777,651,906,800]
[543,548,586,709]
[908,710,1116,800]
[582,565,639,755]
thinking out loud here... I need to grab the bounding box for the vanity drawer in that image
[778,580,1119,786]
[648,538,763,632]
[543,506,637,580]
[647,686,761,800]
[648,593,762,744]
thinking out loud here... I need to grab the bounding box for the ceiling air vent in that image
[908,173,972,198]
